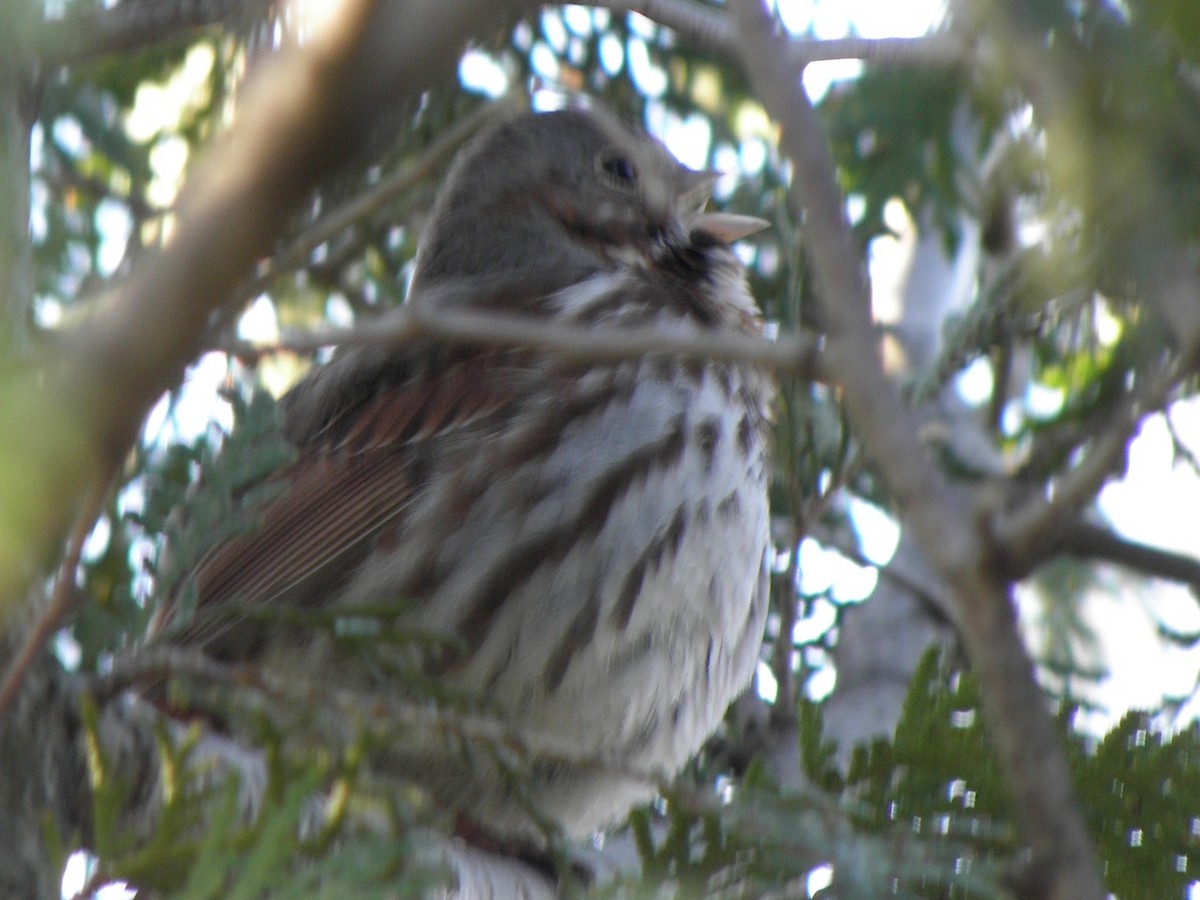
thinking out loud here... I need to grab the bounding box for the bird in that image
[148,105,775,845]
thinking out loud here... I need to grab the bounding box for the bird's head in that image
[410,107,766,299]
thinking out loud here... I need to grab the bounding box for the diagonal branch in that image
[0,0,535,616]
[727,2,1105,898]
[601,0,966,66]
[1057,520,1200,590]
[996,364,1182,575]
[37,0,274,70]
[0,474,112,723]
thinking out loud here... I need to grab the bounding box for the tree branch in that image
[727,2,1105,898]
[995,365,1179,575]
[602,0,965,66]
[0,0,534,608]
[217,297,825,379]
[37,0,274,70]
[1056,520,1200,590]
[0,474,111,721]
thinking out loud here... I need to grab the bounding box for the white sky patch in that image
[1100,400,1200,560]
[777,0,816,34]
[627,37,668,97]
[806,863,835,898]
[652,109,712,171]
[530,41,560,82]
[95,198,132,276]
[848,496,901,563]
[796,537,879,602]
[459,50,510,98]
[598,32,624,75]
[793,596,839,644]
[837,0,946,38]
[774,0,945,98]
[1012,398,1200,731]
[146,134,189,208]
[541,8,569,53]
[142,352,234,447]
[868,198,917,325]
[52,115,86,154]
[61,851,135,900]
[757,659,779,702]
[738,136,767,176]
[955,356,994,406]
[803,59,864,101]
[237,293,280,344]
[563,5,594,35]
[125,44,215,142]
[1025,381,1066,420]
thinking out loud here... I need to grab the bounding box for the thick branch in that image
[728,2,1104,898]
[0,0,533,608]
[38,0,274,70]
[1057,520,1200,589]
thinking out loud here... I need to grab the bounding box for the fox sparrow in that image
[152,107,774,841]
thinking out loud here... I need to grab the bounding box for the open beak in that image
[675,168,770,244]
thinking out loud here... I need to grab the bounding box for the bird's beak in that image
[675,168,770,244]
[691,211,771,242]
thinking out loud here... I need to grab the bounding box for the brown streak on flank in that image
[339,389,428,451]
[611,505,687,630]
[453,417,687,653]
[573,415,685,539]
[648,357,675,384]
[714,363,734,399]
[736,411,754,456]
[542,590,602,692]
[716,491,741,521]
[483,633,519,691]
[694,417,720,476]
[493,377,624,471]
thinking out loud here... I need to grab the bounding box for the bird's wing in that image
[159,348,520,651]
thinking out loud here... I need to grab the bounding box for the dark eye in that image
[600,154,638,184]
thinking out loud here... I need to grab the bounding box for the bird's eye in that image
[600,153,638,184]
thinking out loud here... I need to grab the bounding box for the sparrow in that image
[151,106,775,843]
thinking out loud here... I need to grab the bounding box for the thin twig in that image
[0,474,111,724]
[996,364,1181,573]
[808,521,956,625]
[219,301,826,378]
